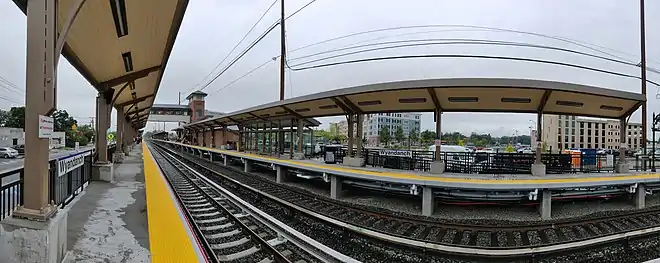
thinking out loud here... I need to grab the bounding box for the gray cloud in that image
[1,0,659,136]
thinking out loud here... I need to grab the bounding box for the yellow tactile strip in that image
[143,143,204,263]
[170,141,660,185]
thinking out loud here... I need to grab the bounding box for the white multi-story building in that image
[363,113,421,146]
[542,115,643,152]
[0,127,24,147]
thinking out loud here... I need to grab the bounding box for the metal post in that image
[434,109,442,161]
[356,114,364,157]
[347,114,355,157]
[279,0,286,101]
[297,119,304,154]
[653,113,656,172]
[290,120,294,158]
[96,94,110,163]
[18,0,58,219]
[116,107,124,150]
[535,112,543,164]
[640,0,648,158]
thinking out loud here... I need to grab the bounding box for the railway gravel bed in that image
[155,142,660,262]
[149,144,323,263]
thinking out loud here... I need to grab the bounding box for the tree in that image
[409,128,419,144]
[380,126,391,146]
[314,129,333,141]
[0,109,8,127]
[4,107,25,129]
[395,126,405,143]
[77,124,95,142]
[420,129,436,145]
[52,110,77,132]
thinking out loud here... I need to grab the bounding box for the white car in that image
[0,147,19,158]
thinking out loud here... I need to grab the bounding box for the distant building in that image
[364,113,421,146]
[49,132,65,149]
[542,114,642,152]
[0,127,24,147]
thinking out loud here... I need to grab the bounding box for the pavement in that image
[63,147,150,263]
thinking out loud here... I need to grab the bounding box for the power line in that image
[183,0,320,99]
[286,0,317,20]
[0,76,23,94]
[0,94,22,105]
[287,54,660,87]
[288,39,640,68]
[184,0,279,100]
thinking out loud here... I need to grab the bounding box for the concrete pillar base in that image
[531,163,546,176]
[422,187,435,216]
[429,161,445,174]
[635,184,646,209]
[112,152,125,163]
[0,210,68,263]
[292,153,305,160]
[92,163,114,183]
[342,157,365,167]
[244,160,252,173]
[539,189,552,220]
[330,175,343,199]
[208,152,214,162]
[615,163,629,173]
[223,156,228,166]
[276,165,288,183]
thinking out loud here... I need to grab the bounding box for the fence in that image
[360,149,618,174]
[0,149,93,221]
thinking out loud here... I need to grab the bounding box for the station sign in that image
[57,151,91,177]
[378,149,413,158]
[38,115,54,139]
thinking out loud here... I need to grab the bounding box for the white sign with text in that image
[378,149,413,158]
[58,151,91,177]
[38,115,54,139]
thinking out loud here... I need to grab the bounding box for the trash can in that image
[324,145,340,164]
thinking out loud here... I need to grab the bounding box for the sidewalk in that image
[63,147,150,262]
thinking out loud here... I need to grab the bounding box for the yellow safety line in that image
[143,143,202,263]
[173,142,660,185]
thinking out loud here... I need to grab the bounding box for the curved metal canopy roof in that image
[183,78,644,131]
[12,0,189,129]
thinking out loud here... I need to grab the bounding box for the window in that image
[572,129,575,135]
[588,123,592,128]
[564,136,568,142]
[588,137,591,143]
[595,137,599,143]
[588,143,592,148]
[580,123,584,128]
[588,130,591,136]
[565,143,569,149]
[595,130,599,136]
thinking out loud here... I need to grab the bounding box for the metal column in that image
[18,0,58,219]
[96,94,111,163]
[116,107,124,150]
[297,119,304,154]
[356,114,364,157]
[347,114,355,157]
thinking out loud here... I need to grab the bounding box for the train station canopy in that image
[183,78,644,131]
[11,0,189,129]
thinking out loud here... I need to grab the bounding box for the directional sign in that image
[108,133,115,141]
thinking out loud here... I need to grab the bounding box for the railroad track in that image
[153,142,660,261]
[149,144,354,263]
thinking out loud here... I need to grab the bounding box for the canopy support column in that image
[293,119,305,159]
[113,107,125,163]
[92,92,114,183]
[531,111,546,176]
[430,109,445,174]
[616,117,630,173]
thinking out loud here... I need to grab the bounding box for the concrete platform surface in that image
[63,147,149,262]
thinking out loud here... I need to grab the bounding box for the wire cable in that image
[287,54,660,87]
[193,0,320,95]
[288,39,639,68]
[285,0,317,20]
[183,0,279,101]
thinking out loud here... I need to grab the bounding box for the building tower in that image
[187,90,208,122]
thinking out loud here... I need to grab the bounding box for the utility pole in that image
[641,0,648,158]
[178,92,181,105]
[279,0,286,101]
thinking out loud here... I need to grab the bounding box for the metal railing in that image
[361,150,619,174]
[0,149,94,221]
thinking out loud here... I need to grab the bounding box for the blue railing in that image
[0,149,94,220]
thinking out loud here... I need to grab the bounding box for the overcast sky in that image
[0,0,659,136]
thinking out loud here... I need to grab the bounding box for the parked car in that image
[0,147,19,158]
[11,145,24,155]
